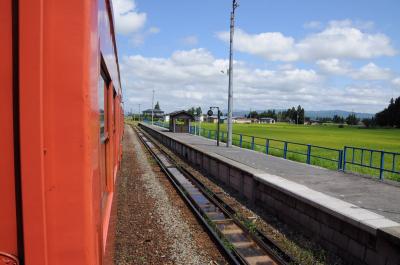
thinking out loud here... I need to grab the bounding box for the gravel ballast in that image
[114,125,226,264]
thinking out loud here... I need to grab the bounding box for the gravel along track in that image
[113,125,174,264]
[115,125,227,264]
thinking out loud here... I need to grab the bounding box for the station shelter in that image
[168,110,195,133]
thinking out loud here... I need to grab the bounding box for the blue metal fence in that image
[147,122,399,180]
[343,146,400,180]
[190,126,343,169]
[153,121,169,129]
[188,126,399,180]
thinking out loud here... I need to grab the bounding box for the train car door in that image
[0,1,22,264]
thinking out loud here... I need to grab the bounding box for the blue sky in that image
[112,0,400,114]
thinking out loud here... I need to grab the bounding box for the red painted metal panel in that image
[19,0,49,263]
[0,0,18,258]
[18,0,123,263]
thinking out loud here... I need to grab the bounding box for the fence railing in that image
[188,126,400,181]
[343,146,400,180]
[153,121,169,129]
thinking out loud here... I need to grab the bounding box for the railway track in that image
[135,126,296,265]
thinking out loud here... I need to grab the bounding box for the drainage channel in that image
[135,127,294,265]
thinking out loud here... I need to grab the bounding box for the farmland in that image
[196,122,400,152]
[192,122,400,180]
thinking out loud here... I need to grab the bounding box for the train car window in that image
[98,75,106,137]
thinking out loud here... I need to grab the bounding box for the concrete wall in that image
[139,123,400,265]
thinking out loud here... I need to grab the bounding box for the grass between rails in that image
[193,122,400,181]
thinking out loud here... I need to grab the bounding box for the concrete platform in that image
[151,126,400,223]
[139,123,400,265]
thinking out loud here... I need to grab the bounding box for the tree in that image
[154,101,160,110]
[195,107,202,117]
[362,118,376,128]
[333,115,344,124]
[346,113,359,125]
[247,111,259,119]
[296,105,305,124]
[187,107,196,116]
[375,97,400,128]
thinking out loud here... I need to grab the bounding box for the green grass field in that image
[192,122,400,180]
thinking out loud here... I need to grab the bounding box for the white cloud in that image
[328,19,375,30]
[297,24,396,61]
[217,20,397,62]
[120,48,393,113]
[217,29,298,61]
[182,35,199,46]
[352,63,392,80]
[317,59,392,80]
[316,59,351,75]
[112,0,147,35]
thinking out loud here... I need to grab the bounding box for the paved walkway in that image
[148,125,400,223]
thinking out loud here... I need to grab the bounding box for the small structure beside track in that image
[168,110,195,133]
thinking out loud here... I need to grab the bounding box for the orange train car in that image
[0,0,124,264]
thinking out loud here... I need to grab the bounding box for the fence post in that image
[266,139,269,155]
[380,152,385,180]
[306,144,311,164]
[251,136,255,150]
[343,146,347,171]
[338,150,343,170]
[239,134,243,148]
[214,131,217,140]
[208,130,211,139]
[284,142,288,159]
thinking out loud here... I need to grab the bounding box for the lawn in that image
[192,122,400,180]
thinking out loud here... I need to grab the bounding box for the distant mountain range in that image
[305,110,374,119]
[232,110,375,119]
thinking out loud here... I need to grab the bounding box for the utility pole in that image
[138,104,141,122]
[227,0,238,147]
[151,89,155,125]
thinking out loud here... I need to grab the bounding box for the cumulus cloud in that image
[316,59,352,75]
[112,0,147,35]
[120,48,393,113]
[352,63,392,80]
[297,24,396,61]
[317,59,392,80]
[217,20,397,62]
[217,29,298,61]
